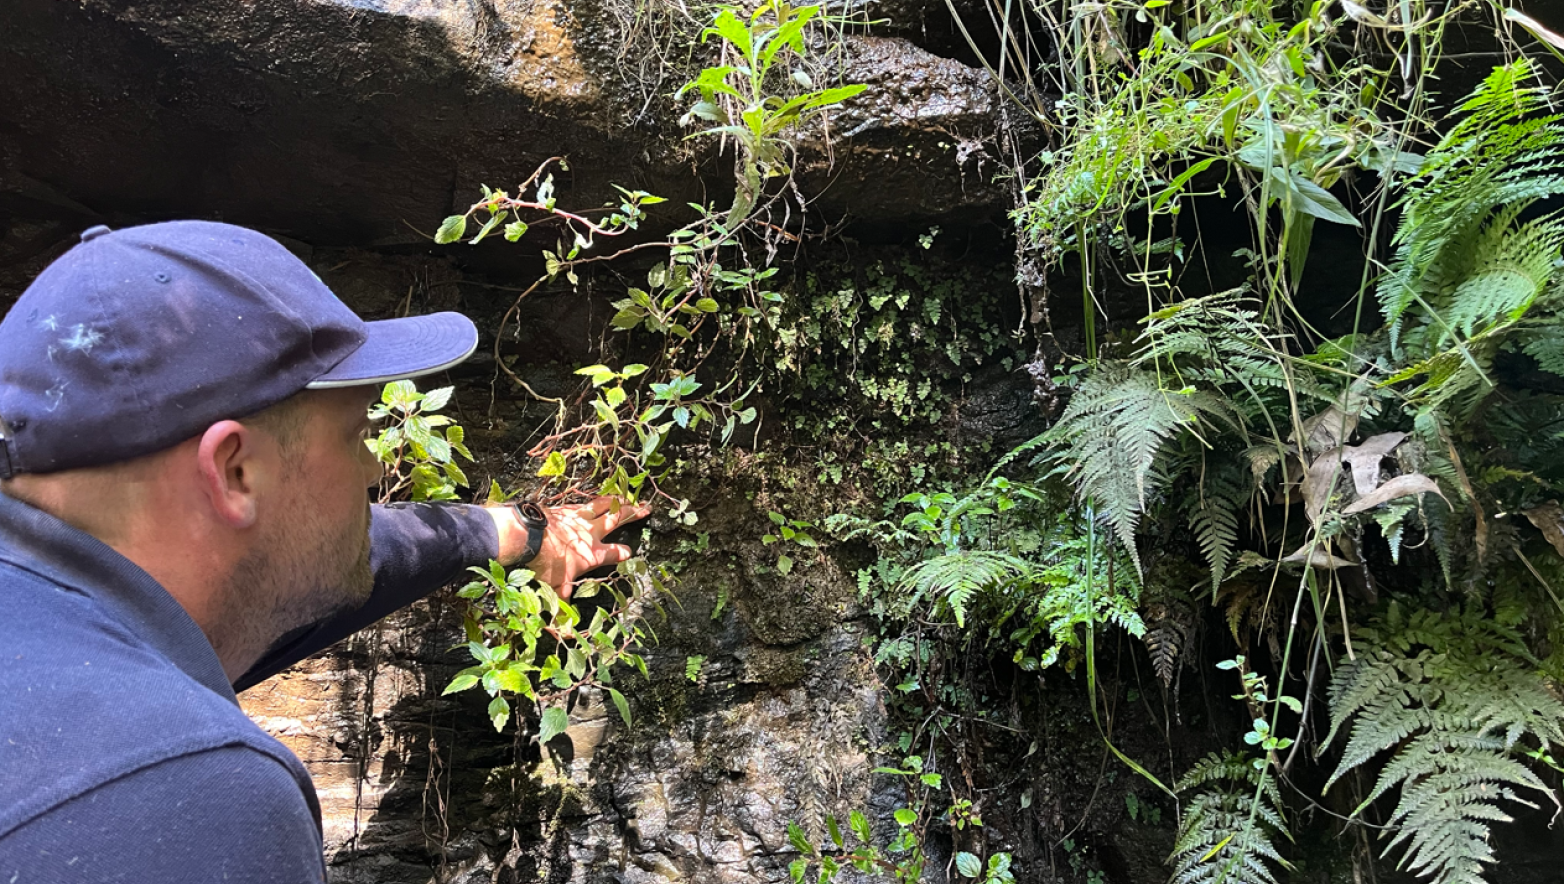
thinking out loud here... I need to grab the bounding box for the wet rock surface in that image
[0,0,1014,247]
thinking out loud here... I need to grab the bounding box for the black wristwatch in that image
[509,500,549,564]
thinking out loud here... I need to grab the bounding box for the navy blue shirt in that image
[0,491,497,882]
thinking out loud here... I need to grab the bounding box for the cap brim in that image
[305,312,478,389]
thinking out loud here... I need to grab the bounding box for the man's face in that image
[224,387,383,649]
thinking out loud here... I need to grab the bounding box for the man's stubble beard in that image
[216,502,373,676]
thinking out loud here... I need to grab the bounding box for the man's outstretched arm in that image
[234,498,646,692]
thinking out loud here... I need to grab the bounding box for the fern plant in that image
[1043,362,1236,573]
[1324,602,1564,884]
[1169,752,1293,884]
[1379,60,1564,418]
[1041,291,1331,581]
[891,478,1144,670]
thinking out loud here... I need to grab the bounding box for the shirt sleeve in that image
[0,746,327,884]
[234,501,498,692]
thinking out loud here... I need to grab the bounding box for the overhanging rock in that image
[0,0,1014,245]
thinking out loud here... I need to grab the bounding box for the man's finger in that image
[600,543,634,565]
[596,502,651,533]
[582,496,616,519]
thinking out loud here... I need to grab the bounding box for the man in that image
[0,221,645,881]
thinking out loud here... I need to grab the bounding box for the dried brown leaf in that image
[1294,404,1359,456]
[1340,432,1408,496]
[1281,544,1360,569]
[1523,501,1564,559]
[1341,473,1449,514]
[1302,453,1347,525]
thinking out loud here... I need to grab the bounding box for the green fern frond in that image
[1189,457,1249,593]
[898,550,1030,628]
[1517,323,1564,376]
[1047,364,1234,572]
[1170,752,1292,884]
[1324,603,1564,884]
[1380,59,1564,355]
[1440,206,1564,341]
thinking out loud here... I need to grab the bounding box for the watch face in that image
[516,501,548,526]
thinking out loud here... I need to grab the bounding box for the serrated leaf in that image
[488,695,510,731]
[955,852,982,878]
[421,386,454,412]
[434,215,467,244]
[493,666,526,694]
[538,451,568,477]
[787,821,811,854]
[538,706,569,744]
[470,212,504,244]
[894,807,917,826]
[849,810,871,844]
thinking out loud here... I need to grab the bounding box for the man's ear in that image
[196,420,265,528]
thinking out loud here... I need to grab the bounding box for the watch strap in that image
[509,500,548,564]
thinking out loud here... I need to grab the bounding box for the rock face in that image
[0,3,1055,882]
[0,0,1012,249]
[210,244,909,884]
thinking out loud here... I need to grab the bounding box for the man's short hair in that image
[241,395,311,457]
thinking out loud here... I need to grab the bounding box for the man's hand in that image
[487,496,650,598]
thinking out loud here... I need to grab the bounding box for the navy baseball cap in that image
[0,221,479,477]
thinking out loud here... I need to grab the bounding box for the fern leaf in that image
[898,550,1028,629]
[1170,753,1292,884]
[1189,457,1249,592]
[1047,365,1233,573]
[1325,604,1564,884]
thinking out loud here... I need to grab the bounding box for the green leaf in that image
[593,398,620,426]
[893,807,917,826]
[421,386,454,412]
[776,554,794,575]
[470,211,504,244]
[503,220,530,242]
[608,687,632,727]
[787,820,811,855]
[575,364,618,386]
[434,215,467,244]
[611,306,646,330]
[443,670,481,695]
[492,666,528,694]
[695,297,720,313]
[538,451,568,477]
[707,8,753,58]
[538,705,570,744]
[789,858,807,884]
[488,695,511,731]
[849,810,871,844]
[955,852,982,879]
[826,815,843,848]
[1266,167,1360,227]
